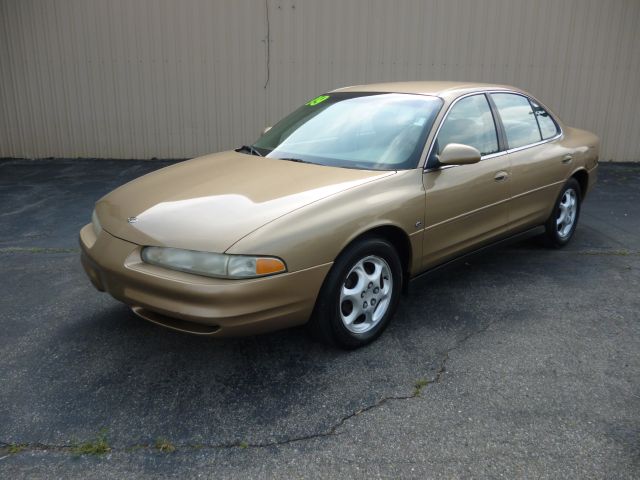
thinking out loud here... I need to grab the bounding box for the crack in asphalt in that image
[0,352,446,456]
[0,318,498,457]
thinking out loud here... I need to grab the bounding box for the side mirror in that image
[262,126,272,135]
[438,143,481,166]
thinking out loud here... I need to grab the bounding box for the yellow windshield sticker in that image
[306,95,329,106]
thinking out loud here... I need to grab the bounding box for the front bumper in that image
[79,224,331,336]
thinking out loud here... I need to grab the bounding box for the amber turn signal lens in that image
[255,258,286,275]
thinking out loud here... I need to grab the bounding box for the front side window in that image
[530,99,560,139]
[431,94,499,163]
[491,93,542,149]
[253,92,442,170]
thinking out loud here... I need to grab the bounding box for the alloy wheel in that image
[556,188,578,239]
[339,255,393,334]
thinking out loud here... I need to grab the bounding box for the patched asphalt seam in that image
[0,317,499,457]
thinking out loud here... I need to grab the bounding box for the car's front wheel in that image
[543,177,582,247]
[308,237,402,349]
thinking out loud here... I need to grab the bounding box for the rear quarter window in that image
[530,99,560,139]
[491,93,542,149]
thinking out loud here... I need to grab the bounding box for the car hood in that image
[96,151,394,252]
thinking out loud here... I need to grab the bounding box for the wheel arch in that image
[339,224,413,291]
[571,168,589,199]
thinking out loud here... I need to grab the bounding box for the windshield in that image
[252,92,443,170]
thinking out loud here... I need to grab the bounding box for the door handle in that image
[561,154,573,164]
[494,171,509,182]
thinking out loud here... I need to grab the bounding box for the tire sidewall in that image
[317,237,403,349]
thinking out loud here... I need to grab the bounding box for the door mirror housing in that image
[438,143,481,166]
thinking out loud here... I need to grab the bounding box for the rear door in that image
[490,93,573,230]
[421,93,511,269]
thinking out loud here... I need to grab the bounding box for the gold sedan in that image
[80,82,599,348]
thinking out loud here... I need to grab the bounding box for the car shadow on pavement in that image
[25,269,480,448]
[4,234,608,449]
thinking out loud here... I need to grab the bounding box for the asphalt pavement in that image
[0,158,638,479]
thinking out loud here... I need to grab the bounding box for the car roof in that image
[330,81,523,101]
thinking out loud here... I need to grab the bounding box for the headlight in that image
[140,247,287,279]
[91,209,102,236]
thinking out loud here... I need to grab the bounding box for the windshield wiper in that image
[278,157,312,164]
[237,145,263,157]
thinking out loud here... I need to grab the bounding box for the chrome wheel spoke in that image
[341,280,363,301]
[569,195,577,209]
[366,262,383,285]
[342,303,363,326]
[372,296,390,323]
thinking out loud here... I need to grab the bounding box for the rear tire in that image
[543,178,581,248]
[308,237,403,349]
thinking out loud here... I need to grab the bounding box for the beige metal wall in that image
[1,0,639,161]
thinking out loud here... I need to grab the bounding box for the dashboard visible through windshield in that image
[252,92,443,170]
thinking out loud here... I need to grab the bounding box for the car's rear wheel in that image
[308,237,402,349]
[543,178,581,247]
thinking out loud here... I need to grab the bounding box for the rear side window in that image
[434,94,499,157]
[491,93,542,149]
[530,99,560,139]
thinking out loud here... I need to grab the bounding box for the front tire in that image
[543,178,581,248]
[308,237,403,349]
